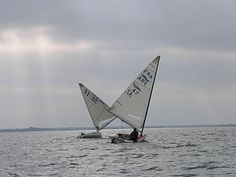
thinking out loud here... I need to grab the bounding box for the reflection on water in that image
[0,127,235,176]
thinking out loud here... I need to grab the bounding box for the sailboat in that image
[77,83,116,138]
[78,55,160,141]
[109,56,160,143]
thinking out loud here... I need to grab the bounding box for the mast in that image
[141,56,160,135]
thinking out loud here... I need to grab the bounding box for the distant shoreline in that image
[0,124,235,133]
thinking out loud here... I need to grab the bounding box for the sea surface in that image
[0,127,235,177]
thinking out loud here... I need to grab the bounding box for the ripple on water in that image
[183,164,208,170]
[182,161,221,170]
[142,166,162,171]
[119,168,129,174]
[69,162,79,166]
[207,165,230,170]
[8,172,21,177]
[1,127,235,177]
[172,174,197,177]
[38,162,58,167]
[78,154,88,158]
[131,153,144,158]
[89,147,98,150]
[96,167,107,172]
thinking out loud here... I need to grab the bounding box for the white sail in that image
[110,56,160,131]
[79,83,116,131]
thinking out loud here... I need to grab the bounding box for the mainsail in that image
[110,56,160,133]
[79,83,116,131]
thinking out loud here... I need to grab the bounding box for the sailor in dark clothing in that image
[129,128,138,142]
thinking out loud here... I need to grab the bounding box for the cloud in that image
[0,27,92,56]
[1,1,236,52]
[1,0,236,128]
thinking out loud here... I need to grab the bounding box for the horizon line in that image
[0,123,235,133]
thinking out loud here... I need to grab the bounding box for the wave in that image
[142,166,162,171]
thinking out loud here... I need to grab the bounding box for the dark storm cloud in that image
[1,1,236,51]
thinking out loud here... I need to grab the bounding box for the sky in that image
[0,0,236,129]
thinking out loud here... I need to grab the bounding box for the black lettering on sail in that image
[143,69,153,80]
[91,95,98,104]
[138,76,142,81]
[133,83,141,92]
[138,76,147,86]
[84,89,90,97]
[125,89,133,97]
[141,74,149,83]
[125,83,142,97]
[146,71,153,79]
[132,88,139,95]
[99,99,105,105]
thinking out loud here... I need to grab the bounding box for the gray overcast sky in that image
[0,0,235,129]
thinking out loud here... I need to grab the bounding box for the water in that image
[0,127,235,177]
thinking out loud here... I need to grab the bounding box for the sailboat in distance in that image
[109,56,160,143]
[78,55,160,141]
[78,83,116,138]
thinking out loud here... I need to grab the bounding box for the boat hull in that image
[109,133,146,143]
[77,131,102,139]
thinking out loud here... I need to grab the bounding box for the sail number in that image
[125,83,141,97]
[125,69,153,97]
[84,89,90,97]
[84,89,103,105]
[91,95,99,104]
[137,69,153,86]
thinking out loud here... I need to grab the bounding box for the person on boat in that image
[129,128,138,142]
